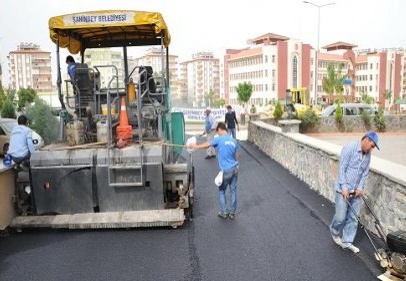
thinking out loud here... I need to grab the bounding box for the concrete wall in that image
[248,121,406,234]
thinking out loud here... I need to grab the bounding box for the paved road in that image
[0,138,382,281]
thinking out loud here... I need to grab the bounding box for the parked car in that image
[0,118,45,156]
[320,103,375,117]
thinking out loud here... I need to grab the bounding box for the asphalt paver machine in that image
[11,10,194,229]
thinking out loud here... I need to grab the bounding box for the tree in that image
[384,90,392,110]
[17,87,37,111]
[205,88,215,107]
[0,80,6,111]
[213,98,226,108]
[236,82,253,104]
[322,63,346,103]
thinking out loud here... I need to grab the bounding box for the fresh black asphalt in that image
[0,139,384,281]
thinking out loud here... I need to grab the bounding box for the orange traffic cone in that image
[116,97,132,144]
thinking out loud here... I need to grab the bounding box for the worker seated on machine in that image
[7,115,35,170]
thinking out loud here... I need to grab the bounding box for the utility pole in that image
[303,1,335,105]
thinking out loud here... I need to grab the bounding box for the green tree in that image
[25,97,60,145]
[236,82,253,104]
[323,63,346,103]
[1,96,17,118]
[205,88,215,107]
[213,98,226,108]
[17,87,37,111]
[384,90,392,110]
[0,80,6,111]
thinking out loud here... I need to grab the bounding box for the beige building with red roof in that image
[221,35,404,109]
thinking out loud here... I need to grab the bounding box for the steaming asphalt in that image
[0,137,383,281]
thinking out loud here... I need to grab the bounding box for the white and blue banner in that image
[172,107,227,122]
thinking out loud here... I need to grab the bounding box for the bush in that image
[1,97,16,119]
[361,111,371,129]
[273,101,284,120]
[298,109,320,133]
[374,109,386,132]
[25,98,60,144]
[334,103,343,123]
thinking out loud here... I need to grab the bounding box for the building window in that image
[265,55,268,63]
[292,56,298,88]
[272,55,275,63]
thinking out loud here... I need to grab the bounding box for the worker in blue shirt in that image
[330,131,379,253]
[188,122,240,219]
[8,115,35,166]
[66,55,78,114]
[66,55,76,81]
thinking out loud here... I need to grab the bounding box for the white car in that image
[0,118,45,156]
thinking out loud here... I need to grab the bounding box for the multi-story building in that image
[130,47,179,100]
[8,42,52,92]
[224,33,404,110]
[81,48,124,88]
[180,52,220,107]
[225,33,313,108]
[355,47,404,107]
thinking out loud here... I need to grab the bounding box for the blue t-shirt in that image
[211,134,239,171]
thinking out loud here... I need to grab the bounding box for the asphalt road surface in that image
[0,139,383,281]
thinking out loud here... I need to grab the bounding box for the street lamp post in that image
[303,1,335,105]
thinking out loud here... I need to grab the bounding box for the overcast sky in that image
[1,0,405,84]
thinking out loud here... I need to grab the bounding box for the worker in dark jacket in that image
[224,105,239,139]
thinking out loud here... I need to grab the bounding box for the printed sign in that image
[172,108,227,122]
[63,12,135,26]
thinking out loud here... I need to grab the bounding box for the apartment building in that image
[129,47,179,99]
[223,33,404,109]
[179,52,220,108]
[81,48,124,88]
[355,48,404,107]
[8,42,52,92]
[225,33,313,107]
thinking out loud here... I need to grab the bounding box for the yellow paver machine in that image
[11,10,194,229]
